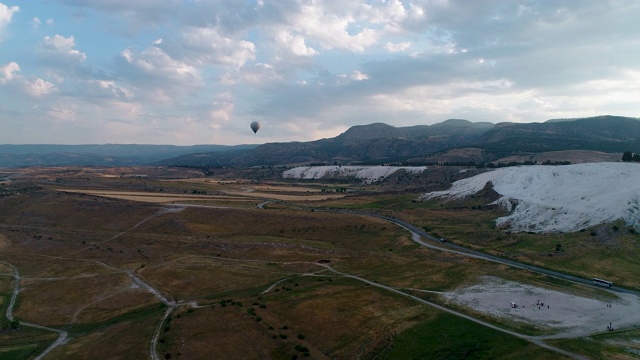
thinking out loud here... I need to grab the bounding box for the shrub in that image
[279,334,288,339]
[297,334,305,340]
[591,231,597,236]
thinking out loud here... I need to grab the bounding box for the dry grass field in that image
[0,166,638,359]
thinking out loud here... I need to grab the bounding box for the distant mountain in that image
[477,115,640,155]
[2,116,638,168]
[159,119,495,167]
[0,144,257,167]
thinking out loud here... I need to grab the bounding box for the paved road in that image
[357,212,640,297]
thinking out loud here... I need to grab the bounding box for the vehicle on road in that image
[593,278,613,288]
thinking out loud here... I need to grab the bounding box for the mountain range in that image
[161,115,639,167]
[0,115,638,168]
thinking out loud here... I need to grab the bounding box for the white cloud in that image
[121,47,199,83]
[24,78,58,97]
[350,70,368,81]
[31,17,41,28]
[0,61,19,83]
[167,27,256,69]
[120,45,202,103]
[276,30,317,56]
[287,1,379,53]
[0,61,57,97]
[43,34,87,62]
[384,41,411,52]
[0,2,18,40]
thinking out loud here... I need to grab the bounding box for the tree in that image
[10,318,19,329]
[633,153,640,162]
[622,151,633,162]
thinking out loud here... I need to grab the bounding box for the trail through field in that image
[0,260,69,360]
[260,270,331,294]
[315,262,588,360]
[127,271,174,306]
[150,306,175,360]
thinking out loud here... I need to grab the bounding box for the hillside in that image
[421,162,640,233]
[2,116,639,168]
[162,119,495,167]
[477,116,640,154]
[165,116,638,168]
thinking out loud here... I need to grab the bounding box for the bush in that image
[297,333,305,339]
[279,334,288,339]
[590,231,597,236]
[613,225,619,231]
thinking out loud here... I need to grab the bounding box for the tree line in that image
[622,151,640,162]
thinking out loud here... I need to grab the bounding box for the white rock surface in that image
[283,166,427,184]
[421,163,640,233]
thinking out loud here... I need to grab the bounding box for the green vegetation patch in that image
[379,312,569,360]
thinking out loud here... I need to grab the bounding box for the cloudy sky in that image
[1,1,639,145]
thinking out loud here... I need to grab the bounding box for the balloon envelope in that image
[250,121,261,134]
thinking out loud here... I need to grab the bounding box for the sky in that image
[0,1,639,145]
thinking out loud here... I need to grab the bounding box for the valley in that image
[1,164,639,359]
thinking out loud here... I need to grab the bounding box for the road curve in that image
[353,212,640,297]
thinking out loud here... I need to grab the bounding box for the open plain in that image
[0,166,639,359]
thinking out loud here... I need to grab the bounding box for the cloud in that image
[119,46,202,103]
[4,1,640,145]
[160,27,256,69]
[43,34,87,62]
[0,61,19,83]
[384,41,411,52]
[275,30,317,57]
[0,61,58,97]
[24,78,57,96]
[0,2,19,40]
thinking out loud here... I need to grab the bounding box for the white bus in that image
[593,278,613,288]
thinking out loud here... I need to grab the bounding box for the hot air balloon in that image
[250,121,261,134]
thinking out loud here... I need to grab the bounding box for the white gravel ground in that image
[442,276,640,338]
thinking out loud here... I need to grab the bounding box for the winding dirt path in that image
[0,260,69,360]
